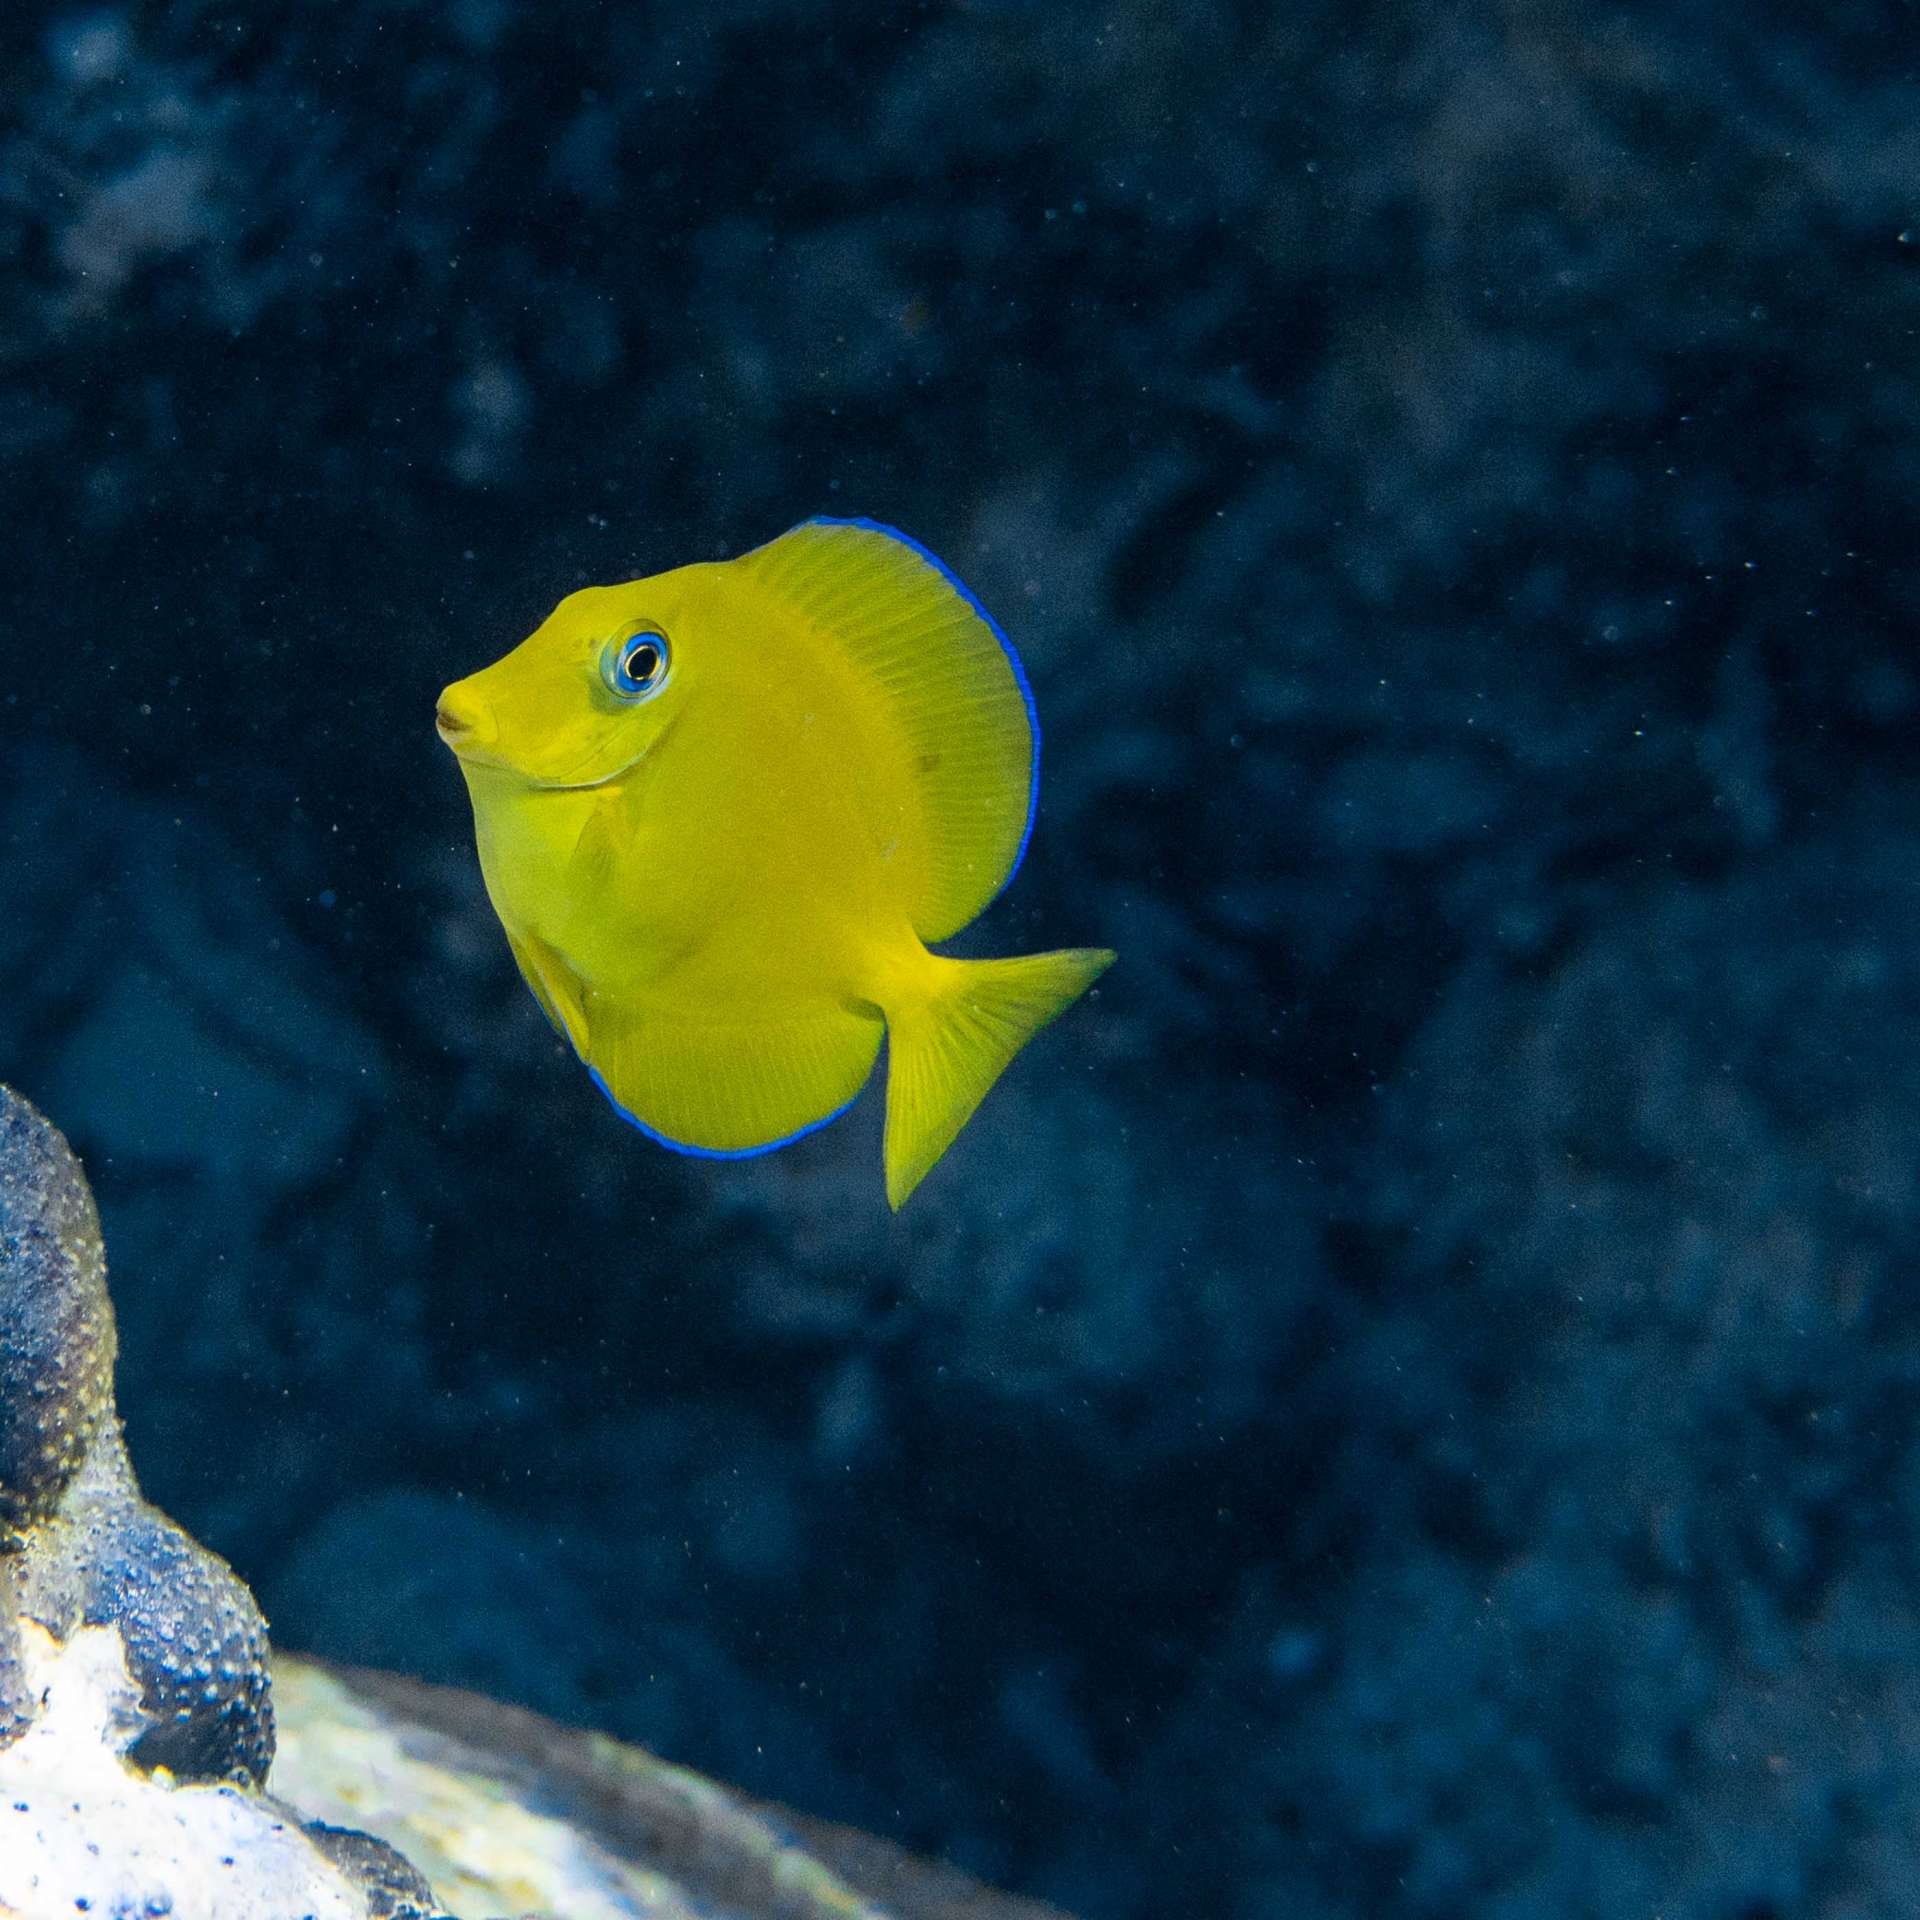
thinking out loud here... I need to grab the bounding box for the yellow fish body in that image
[435,517,1113,1208]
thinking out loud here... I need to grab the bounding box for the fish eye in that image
[602,628,670,701]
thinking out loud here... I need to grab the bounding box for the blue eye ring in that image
[602,627,670,700]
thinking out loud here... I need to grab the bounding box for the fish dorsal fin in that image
[741,517,1038,943]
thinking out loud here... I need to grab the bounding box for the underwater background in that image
[2,4,1918,1916]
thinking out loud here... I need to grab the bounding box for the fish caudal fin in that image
[882,948,1115,1210]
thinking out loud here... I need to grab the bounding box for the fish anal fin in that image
[585,998,884,1158]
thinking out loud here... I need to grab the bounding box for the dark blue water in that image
[3,5,1918,1915]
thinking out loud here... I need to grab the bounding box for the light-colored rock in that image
[0,1623,365,1920]
[0,1078,1073,1920]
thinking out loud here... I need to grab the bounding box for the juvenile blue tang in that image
[436,517,1113,1208]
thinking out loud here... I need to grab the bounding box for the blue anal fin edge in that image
[586,1063,862,1162]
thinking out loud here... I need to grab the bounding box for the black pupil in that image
[624,641,659,684]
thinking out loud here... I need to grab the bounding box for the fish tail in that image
[881,946,1115,1210]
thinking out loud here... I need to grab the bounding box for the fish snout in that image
[435,682,496,753]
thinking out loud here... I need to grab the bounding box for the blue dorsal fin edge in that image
[797,515,1040,902]
[587,1064,861,1161]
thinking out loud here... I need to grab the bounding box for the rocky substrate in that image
[0,1082,1063,1920]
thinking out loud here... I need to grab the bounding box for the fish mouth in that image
[435,698,678,791]
[438,735,645,789]
[435,686,498,757]
[438,732,522,778]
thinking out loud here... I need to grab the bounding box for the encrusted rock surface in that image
[274,1657,1075,1920]
[0,1081,1070,1919]
[0,1082,442,1920]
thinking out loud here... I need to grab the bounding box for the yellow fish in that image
[435,517,1113,1208]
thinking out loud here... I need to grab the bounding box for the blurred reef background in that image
[2,4,1919,1916]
